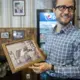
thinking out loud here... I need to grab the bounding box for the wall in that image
[0,0,52,28]
[76,0,80,27]
[0,0,34,28]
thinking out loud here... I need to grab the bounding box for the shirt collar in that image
[53,23,75,34]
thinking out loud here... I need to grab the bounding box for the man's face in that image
[54,0,74,25]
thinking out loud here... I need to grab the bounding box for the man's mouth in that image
[62,15,70,19]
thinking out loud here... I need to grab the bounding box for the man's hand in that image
[29,62,52,74]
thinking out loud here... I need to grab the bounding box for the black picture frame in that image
[13,0,25,16]
[12,30,25,40]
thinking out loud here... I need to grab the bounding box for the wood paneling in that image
[0,28,37,56]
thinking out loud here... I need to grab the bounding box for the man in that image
[29,0,80,80]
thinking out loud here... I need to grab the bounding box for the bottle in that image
[26,73,30,80]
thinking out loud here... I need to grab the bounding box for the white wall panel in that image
[0,0,2,27]
[23,0,31,27]
[2,0,8,27]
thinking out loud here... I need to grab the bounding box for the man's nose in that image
[64,8,69,14]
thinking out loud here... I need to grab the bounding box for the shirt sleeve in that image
[54,36,80,78]
[41,34,53,55]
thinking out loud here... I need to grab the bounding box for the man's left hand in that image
[29,62,52,74]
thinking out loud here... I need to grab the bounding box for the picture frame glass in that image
[2,39,45,73]
[13,0,25,16]
[13,30,25,40]
[1,32,9,38]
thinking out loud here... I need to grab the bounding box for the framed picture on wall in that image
[2,39,45,73]
[1,32,9,38]
[13,0,25,16]
[12,30,25,40]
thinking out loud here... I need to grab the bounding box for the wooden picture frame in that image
[13,0,25,16]
[2,39,45,73]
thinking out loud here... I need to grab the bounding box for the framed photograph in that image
[12,30,25,40]
[13,0,25,16]
[2,39,45,73]
[1,32,9,38]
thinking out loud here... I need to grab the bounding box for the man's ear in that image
[53,8,56,13]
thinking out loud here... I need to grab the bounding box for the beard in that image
[57,14,73,26]
[58,20,71,26]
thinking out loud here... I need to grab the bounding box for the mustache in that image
[63,14,72,18]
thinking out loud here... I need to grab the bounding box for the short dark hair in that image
[52,0,76,9]
[52,0,57,8]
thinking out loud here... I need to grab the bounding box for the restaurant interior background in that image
[0,0,80,80]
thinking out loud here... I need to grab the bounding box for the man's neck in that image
[56,23,64,33]
[56,22,70,33]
